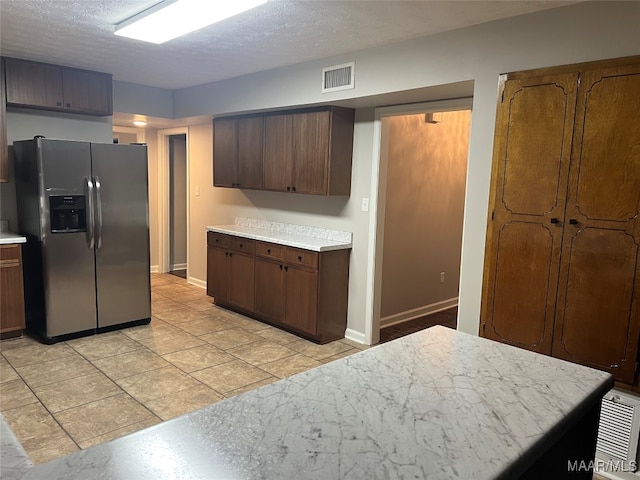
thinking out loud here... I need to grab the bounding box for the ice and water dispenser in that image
[49,195,87,233]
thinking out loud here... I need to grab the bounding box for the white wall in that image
[167,2,640,341]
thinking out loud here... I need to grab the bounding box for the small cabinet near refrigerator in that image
[14,138,151,342]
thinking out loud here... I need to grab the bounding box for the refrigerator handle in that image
[84,177,95,250]
[94,176,103,249]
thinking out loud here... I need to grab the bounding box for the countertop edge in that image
[206,226,352,252]
[0,233,27,245]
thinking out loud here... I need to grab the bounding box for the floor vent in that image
[322,62,355,93]
[596,391,640,472]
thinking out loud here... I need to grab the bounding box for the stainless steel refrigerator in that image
[14,137,151,343]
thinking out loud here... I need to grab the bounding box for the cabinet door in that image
[62,68,112,115]
[552,63,640,383]
[0,246,25,334]
[284,265,318,336]
[293,110,330,195]
[237,116,264,189]
[228,252,254,311]
[4,58,63,109]
[213,118,238,187]
[255,258,285,322]
[207,246,230,302]
[480,72,578,354]
[263,114,294,191]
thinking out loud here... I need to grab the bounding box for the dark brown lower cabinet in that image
[207,232,350,344]
[0,244,26,339]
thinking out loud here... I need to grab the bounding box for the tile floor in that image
[0,273,369,464]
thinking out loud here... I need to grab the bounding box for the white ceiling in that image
[1,0,579,91]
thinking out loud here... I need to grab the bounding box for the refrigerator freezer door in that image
[39,139,97,337]
[91,143,151,328]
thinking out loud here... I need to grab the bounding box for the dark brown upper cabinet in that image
[213,115,264,189]
[4,58,112,116]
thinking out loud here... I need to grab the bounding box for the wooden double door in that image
[481,57,640,383]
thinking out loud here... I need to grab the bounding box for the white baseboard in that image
[170,263,187,271]
[150,265,159,273]
[344,328,367,345]
[188,277,206,290]
[380,298,458,329]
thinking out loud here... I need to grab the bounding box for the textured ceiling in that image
[0,0,579,90]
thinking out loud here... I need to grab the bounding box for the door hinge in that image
[481,322,486,334]
[491,211,495,221]
[501,90,505,103]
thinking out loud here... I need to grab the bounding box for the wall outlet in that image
[361,197,369,212]
[440,272,445,283]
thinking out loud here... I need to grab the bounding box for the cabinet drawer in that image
[285,248,318,269]
[256,242,285,260]
[232,237,255,254]
[207,232,232,248]
[0,245,21,265]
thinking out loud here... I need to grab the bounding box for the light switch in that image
[361,197,369,212]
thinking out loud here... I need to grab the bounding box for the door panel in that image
[263,114,293,191]
[229,252,254,311]
[255,258,285,322]
[293,111,330,195]
[207,246,229,302]
[285,266,318,336]
[237,116,263,189]
[91,143,150,328]
[553,228,638,382]
[485,222,556,352]
[39,139,97,337]
[213,118,238,187]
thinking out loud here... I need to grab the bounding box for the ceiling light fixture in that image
[133,120,148,127]
[114,0,267,44]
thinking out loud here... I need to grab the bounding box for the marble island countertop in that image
[0,232,26,245]
[207,217,352,252]
[20,326,612,480]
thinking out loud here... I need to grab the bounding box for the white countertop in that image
[207,217,352,252]
[21,326,613,480]
[0,232,26,245]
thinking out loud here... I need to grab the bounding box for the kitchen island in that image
[20,326,612,479]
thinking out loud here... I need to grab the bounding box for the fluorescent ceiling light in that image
[114,0,267,44]
[133,120,147,127]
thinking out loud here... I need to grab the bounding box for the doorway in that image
[366,98,472,345]
[168,134,187,278]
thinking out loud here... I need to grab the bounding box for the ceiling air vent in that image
[322,62,355,93]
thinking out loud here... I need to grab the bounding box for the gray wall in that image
[381,111,469,322]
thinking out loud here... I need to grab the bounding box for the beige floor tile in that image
[2,402,79,464]
[15,352,98,388]
[225,315,272,332]
[339,338,371,351]
[153,284,194,297]
[321,348,360,364]
[163,344,234,373]
[0,356,20,384]
[0,378,39,410]
[2,342,76,368]
[33,372,122,413]
[144,384,224,421]
[0,334,40,352]
[192,360,274,394]
[287,338,354,360]
[92,348,171,380]
[254,326,300,345]
[119,320,177,343]
[228,341,297,366]
[78,416,162,449]
[116,365,202,403]
[154,308,213,324]
[151,275,176,287]
[151,299,186,314]
[138,330,206,355]
[260,353,322,379]
[174,317,236,336]
[55,392,156,443]
[200,327,267,350]
[174,291,208,303]
[66,331,142,361]
[224,377,279,398]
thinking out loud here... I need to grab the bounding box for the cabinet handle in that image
[56,101,62,107]
[550,218,560,224]
[239,243,243,248]
[229,252,233,257]
[215,238,220,243]
[66,103,71,108]
[284,266,288,272]
[267,249,271,254]
[292,186,296,192]
[279,265,283,270]
[569,219,579,225]
[287,186,291,191]
[297,255,302,261]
